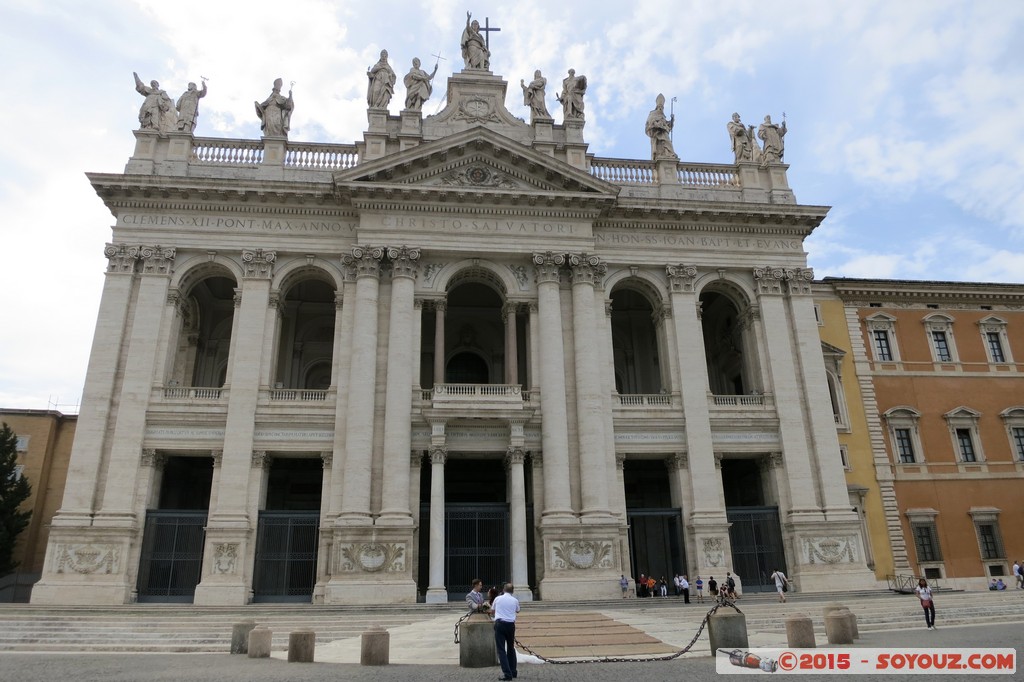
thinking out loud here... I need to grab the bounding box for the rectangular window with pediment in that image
[1012,427,1024,462]
[932,331,952,362]
[986,332,1006,363]
[873,330,893,361]
[976,523,1005,560]
[895,428,915,463]
[912,522,941,562]
[956,428,977,462]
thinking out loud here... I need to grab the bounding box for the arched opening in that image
[439,281,505,385]
[169,274,237,388]
[446,351,489,383]
[274,278,336,390]
[699,289,759,395]
[609,286,663,394]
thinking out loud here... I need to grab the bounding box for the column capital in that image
[138,245,177,275]
[210,450,223,467]
[666,264,698,293]
[605,298,613,317]
[505,446,526,467]
[140,449,167,468]
[666,452,689,471]
[532,251,565,284]
[321,451,333,468]
[761,452,784,472]
[429,445,448,465]
[567,253,606,286]
[104,243,138,273]
[411,450,424,468]
[652,304,671,324]
[251,450,270,468]
[530,450,543,468]
[434,299,448,313]
[342,246,385,279]
[615,453,626,470]
[387,245,421,280]
[714,453,725,469]
[241,249,277,279]
[501,301,519,320]
[786,268,815,296]
[752,265,787,295]
[414,297,425,310]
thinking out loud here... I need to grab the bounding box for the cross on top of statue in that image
[479,16,500,49]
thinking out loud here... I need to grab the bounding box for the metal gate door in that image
[137,510,207,603]
[446,503,509,598]
[252,511,320,602]
[627,508,684,582]
[727,506,787,592]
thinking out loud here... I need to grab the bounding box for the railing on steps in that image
[887,573,942,593]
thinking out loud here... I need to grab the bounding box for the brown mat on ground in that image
[515,612,677,659]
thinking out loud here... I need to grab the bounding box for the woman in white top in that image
[915,577,936,630]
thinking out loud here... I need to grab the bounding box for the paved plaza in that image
[0,618,1020,681]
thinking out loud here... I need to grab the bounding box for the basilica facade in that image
[31,58,874,605]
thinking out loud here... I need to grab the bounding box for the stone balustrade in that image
[284,142,359,170]
[711,393,769,407]
[677,164,740,187]
[163,386,223,400]
[426,383,526,410]
[192,137,264,166]
[589,157,655,184]
[614,393,673,407]
[268,389,329,402]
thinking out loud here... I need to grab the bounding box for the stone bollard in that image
[785,613,816,648]
[708,610,749,656]
[247,625,273,658]
[460,613,498,668]
[231,620,256,654]
[838,608,860,639]
[824,611,854,645]
[360,625,390,666]
[288,629,316,663]
[823,602,847,620]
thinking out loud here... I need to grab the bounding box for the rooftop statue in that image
[645,94,677,159]
[175,79,208,133]
[758,114,787,165]
[461,11,490,70]
[367,50,396,109]
[727,112,761,163]
[255,78,294,138]
[521,70,551,122]
[556,69,587,121]
[133,72,177,133]
[404,58,438,112]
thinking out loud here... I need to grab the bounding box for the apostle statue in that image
[404,58,438,111]
[255,78,294,138]
[461,11,490,70]
[133,72,177,133]
[367,50,396,109]
[556,69,587,121]
[175,79,208,133]
[520,70,551,122]
[645,94,677,159]
[727,112,758,163]
[758,114,787,164]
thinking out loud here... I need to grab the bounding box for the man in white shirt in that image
[1013,560,1022,589]
[680,574,690,604]
[491,583,521,681]
[770,569,789,603]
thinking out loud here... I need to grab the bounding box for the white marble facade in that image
[31,66,874,606]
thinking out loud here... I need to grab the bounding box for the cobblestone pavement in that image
[0,622,1021,681]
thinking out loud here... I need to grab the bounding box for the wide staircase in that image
[0,590,1020,653]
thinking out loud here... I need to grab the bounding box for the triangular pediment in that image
[334,126,619,200]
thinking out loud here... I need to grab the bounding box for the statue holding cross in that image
[461,11,497,70]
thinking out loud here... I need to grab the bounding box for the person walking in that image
[708,576,718,601]
[491,583,521,680]
[619,574,630,598]
[695,575,704,603]
[915,577,936,630]
[1013,560,1022,589]
[770,568,790,603]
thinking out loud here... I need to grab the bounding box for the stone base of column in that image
[424,587,449,603]
[30,525,136,605]
[688,513,734,578]
[323,526,417,604]
[536,523,624,601]
[193,525,254,605]
[785,518,877,592]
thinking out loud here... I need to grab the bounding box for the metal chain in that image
[454,597,743,664]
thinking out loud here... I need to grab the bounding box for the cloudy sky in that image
[2,0,1023,411]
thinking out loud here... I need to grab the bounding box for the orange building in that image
[0,410,76,601]
[827,279,1024,589]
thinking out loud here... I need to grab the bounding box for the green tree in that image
[0,423,32,576]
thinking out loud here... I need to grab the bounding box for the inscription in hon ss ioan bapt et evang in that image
[596,231,803,251]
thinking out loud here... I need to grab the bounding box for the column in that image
[751,266,822,518]
[568,254,613,522]
[532,252,575,524]
[210,249,276,521]
[503,302,519,384]
[786,268,858,517]
[338,247,385,524]
[433,300,446,386]
[328,277,356,518]
[96,246,177,523]
[51,244,137,520]
[379,246,420,525]
[506,446,531,598]
[526,303,538,391]
[664,265,721,516]
[425,445,448,603]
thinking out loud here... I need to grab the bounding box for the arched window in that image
[609,286,662,394]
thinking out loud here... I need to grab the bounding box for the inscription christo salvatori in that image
[120,214,356,233]
[380,215,577,234]
[596,232,802,251]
